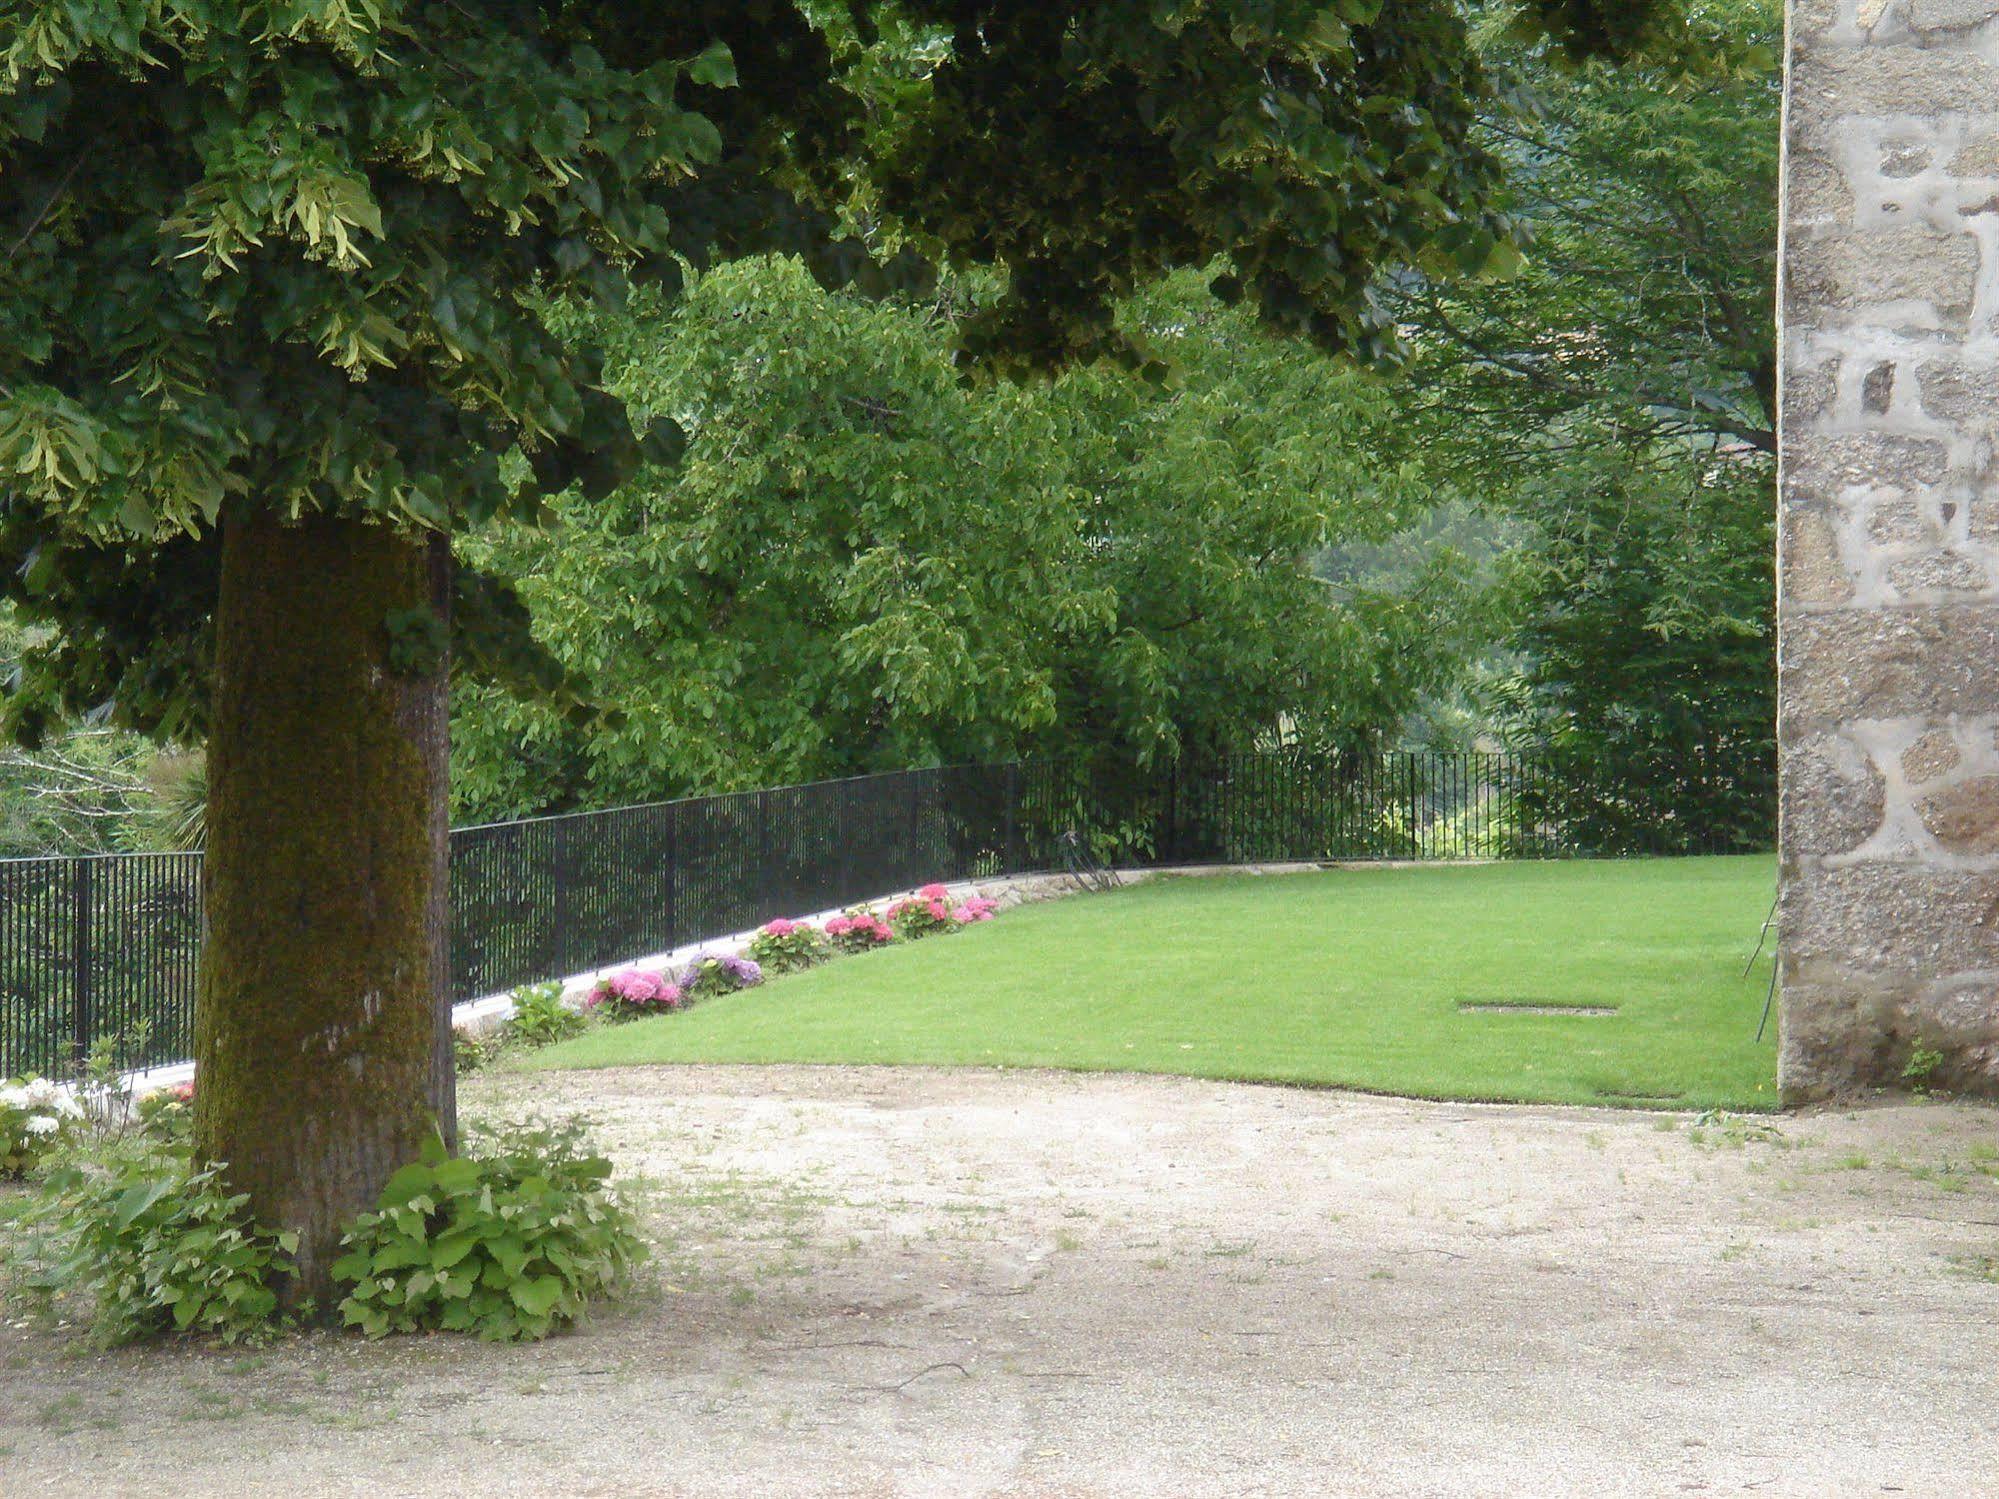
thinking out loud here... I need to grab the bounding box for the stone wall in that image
[1780,0,1999,1098]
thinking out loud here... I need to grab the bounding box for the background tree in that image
[452,263,1492,818]
[0,1,1645,1299]
[1386,0,1780,845]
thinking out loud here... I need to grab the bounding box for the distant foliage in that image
[451,262,1496,819]
[1388,0,1780,826]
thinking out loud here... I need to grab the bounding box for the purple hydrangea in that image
[680,952,764,994]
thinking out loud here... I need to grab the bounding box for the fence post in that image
[70,858,93,1070]
[757,791,774,918]
[663,805,679,951]
[551,819,571,978]
[1003,762,1020,873]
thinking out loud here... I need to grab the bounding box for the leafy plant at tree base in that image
[12,1140,296,1347]
[505,982,589,1047]
[745,919,830,976]
[333,1121,646,1342]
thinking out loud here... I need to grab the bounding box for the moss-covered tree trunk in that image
[194,511,454,1306]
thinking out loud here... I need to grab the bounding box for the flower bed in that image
[455,880,1006,1067]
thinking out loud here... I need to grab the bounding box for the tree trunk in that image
[194,511,454,1308]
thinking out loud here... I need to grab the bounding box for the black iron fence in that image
[0,748,1773,1079]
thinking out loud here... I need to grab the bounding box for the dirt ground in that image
[3,1064,1997,1499]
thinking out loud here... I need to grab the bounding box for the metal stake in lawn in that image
[1058,828,1120,894]
[1745,891,1779,1042]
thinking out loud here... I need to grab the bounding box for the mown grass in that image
[533,856,1779,1111]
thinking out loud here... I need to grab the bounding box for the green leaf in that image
[378,1162,436,1206]
[430,1156,483,1195]
[686,41,737,89]
[509,1275,565,1319]
[429,1230,480,1269]
[111,1180,172,1231]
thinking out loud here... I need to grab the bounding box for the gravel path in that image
[4,1064,1998,1498]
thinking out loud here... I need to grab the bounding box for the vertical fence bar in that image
[69,859,92,1070]
[1004,761,1021,872]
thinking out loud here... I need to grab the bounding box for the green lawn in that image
[532,856,1780,1111]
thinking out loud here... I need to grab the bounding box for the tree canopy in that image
[0,0,1589,740]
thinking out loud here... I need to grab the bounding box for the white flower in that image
[20,1079,61,1109]
[23,1114,59,1136]
[0,1085,27,1111]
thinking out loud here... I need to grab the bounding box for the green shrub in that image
[12,1140,296,1347]
[1904,1043,1945,1094]
[332,1119,646,1342]
[504,982,587,1047]
[454,1028,501,1074]
[745,919,830,976]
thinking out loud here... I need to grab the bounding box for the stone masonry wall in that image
[1780,0,1999,1098]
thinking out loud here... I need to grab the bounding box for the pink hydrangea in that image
[918,883,949,900]
[763,918,800,937]
[827,912,892,946]
[611,969,666,1002]
[590,968,684,1013]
